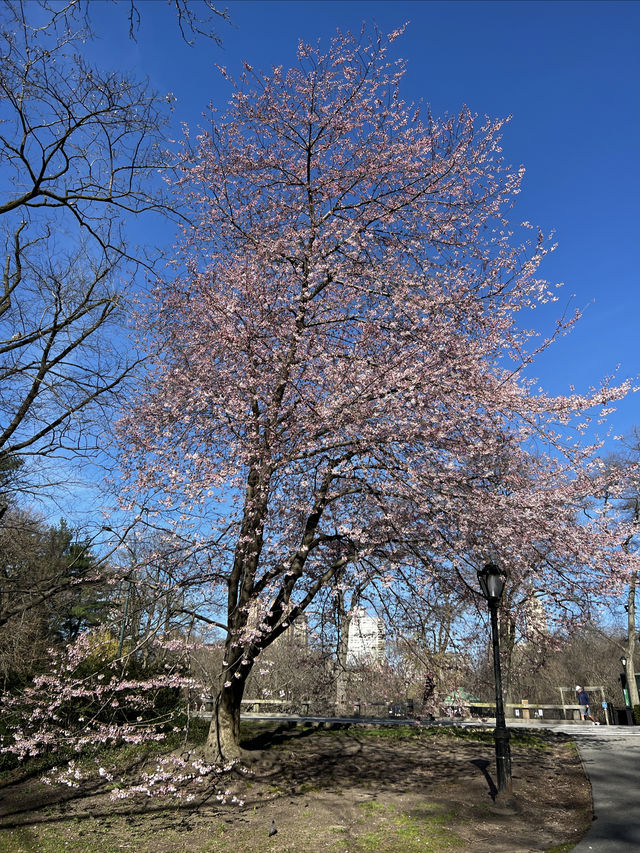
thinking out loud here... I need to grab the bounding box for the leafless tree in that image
[0,0,229,497]
[124,0,229,44]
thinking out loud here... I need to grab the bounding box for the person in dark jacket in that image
[576,685,598,723]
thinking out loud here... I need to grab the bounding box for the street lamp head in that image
[621,656,628,668]
[477,563,506,603]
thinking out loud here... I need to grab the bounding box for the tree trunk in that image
[499,597,517,704]
[335,590,352,716]
[625,570,639,709]
[205,676,246,763]
[622,498,639,711]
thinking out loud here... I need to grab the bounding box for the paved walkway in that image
[490,720,640,851]
[565,725,640,852]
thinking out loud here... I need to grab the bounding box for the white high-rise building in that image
[523,589,548,636]
[346,608,386,666]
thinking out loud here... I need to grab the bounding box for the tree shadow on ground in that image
[0,725,493,828]
[236,725,499,806]
[240,721,333,750]
[0,724,585,842]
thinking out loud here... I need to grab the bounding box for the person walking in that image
[576,685,599,724]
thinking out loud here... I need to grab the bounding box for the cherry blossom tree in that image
[120,28,630,761]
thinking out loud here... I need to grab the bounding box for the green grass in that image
[0,823,201,853]
[350,801,464,853]
[0,804,464,853]
[297,781,322,793]
[359,800,387,815]
[353,724,418,740]
[353,723,550,751]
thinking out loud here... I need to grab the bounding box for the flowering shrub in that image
[0,630,210,794]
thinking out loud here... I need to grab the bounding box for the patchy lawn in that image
[0,722,591,852]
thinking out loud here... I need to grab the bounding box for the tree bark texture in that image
[205,676,245,762]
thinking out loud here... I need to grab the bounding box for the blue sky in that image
[91,0,639,446]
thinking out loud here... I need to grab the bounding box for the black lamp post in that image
[620,656,631,711]
[477,562,512,800]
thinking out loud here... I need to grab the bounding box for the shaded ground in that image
[0,722,591,853]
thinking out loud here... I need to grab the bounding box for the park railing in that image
[464,700,610,724]
[193,696,311,716]
[191,695,627,725]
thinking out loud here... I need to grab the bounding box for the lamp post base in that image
[489,791,518,815]
[494,725,513,797]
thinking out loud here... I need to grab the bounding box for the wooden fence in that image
[192,695,615,724]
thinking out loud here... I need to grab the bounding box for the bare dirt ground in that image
[0,722,592,853]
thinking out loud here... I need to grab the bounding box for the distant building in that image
[523,589,548,636]
[247,601,309,649]
[277,612,309,648]
[346,608,386,666]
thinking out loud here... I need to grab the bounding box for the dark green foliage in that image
[42,521,107,643]
[0,510,108,687]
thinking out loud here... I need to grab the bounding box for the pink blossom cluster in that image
[106,754,242,802]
